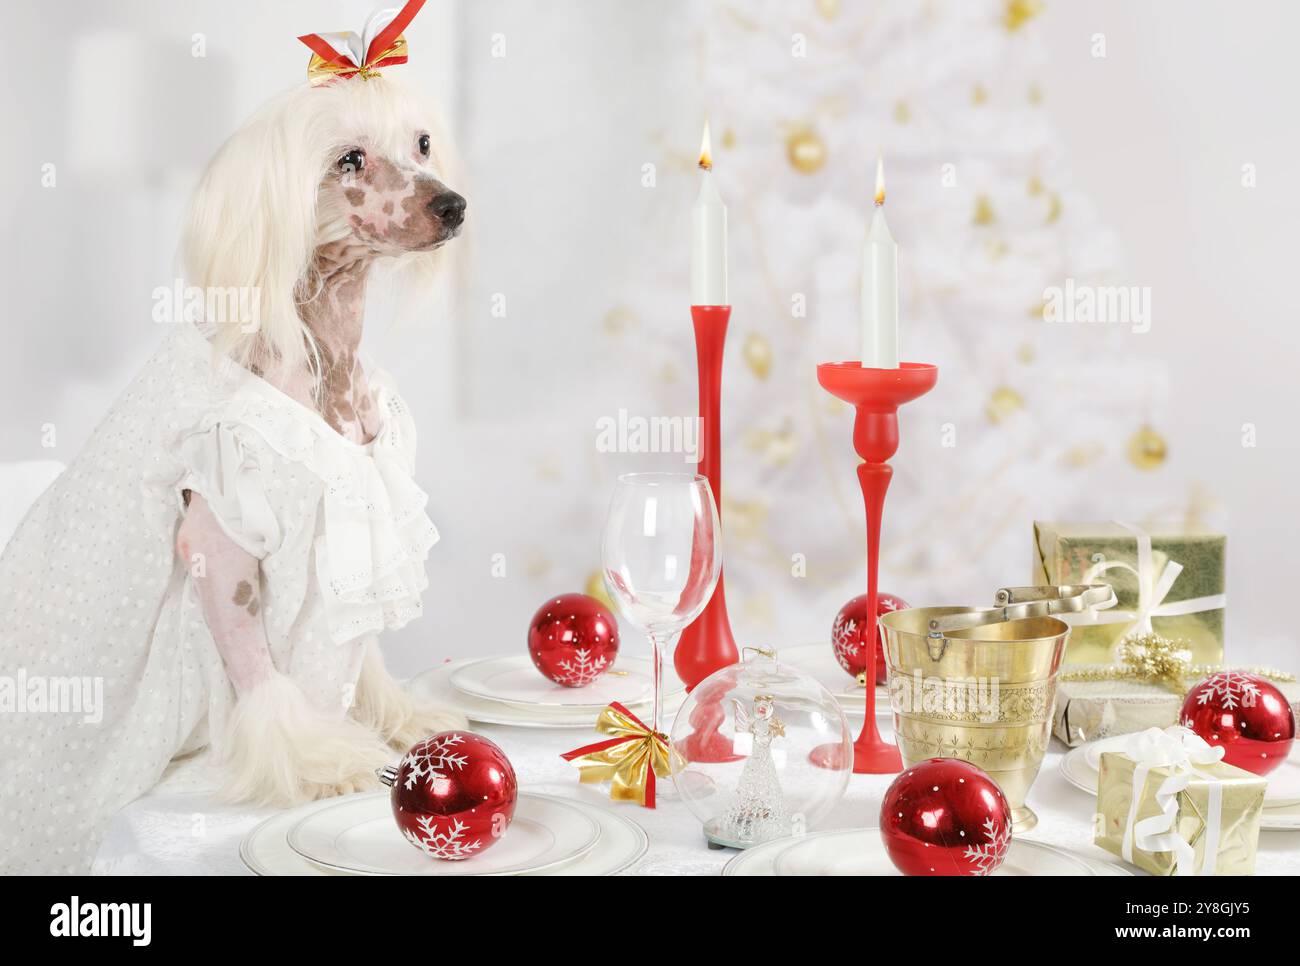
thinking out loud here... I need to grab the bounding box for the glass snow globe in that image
[669,647,852,849]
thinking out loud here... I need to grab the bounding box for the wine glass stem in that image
[648,631,664,735]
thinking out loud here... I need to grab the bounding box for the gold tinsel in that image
[1060,633,1294,691]
[1127,424,1168,470]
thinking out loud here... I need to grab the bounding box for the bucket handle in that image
[925,584,1116,641]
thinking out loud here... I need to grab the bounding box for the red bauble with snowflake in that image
[1180,672,1296,777]
[879,758,1012,876]
[381,731,518,861]
[832,592,908,685]
[528,593,620,688]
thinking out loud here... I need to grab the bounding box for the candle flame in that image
[874,156,886,206]
[698,119,713,172]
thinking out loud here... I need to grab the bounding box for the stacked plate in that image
[1059,736,1300,831]
[776,642,892,720]
[409,655,686,729]
[241,792,648,876]
[723,828,1129,876]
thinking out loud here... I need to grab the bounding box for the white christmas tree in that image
[620,0,1184,644]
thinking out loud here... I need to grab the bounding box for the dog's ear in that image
[182,89,325,373]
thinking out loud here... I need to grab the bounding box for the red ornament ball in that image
[832,592,909,685]
[385,731,518,861]
[528,593,620,687]
[879,758,1012,876]
[1180,672,1296,777]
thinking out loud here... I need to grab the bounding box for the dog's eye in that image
[418,134,431,157]
[338,149,365,175]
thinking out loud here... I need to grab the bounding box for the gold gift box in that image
[1054,677,1300,747]
[1033,522,1225,665]
[1094,750,1264,875]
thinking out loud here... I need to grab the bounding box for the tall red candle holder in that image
[674,305,743,764]
[809,361,938,774]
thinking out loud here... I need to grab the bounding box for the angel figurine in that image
[719,694,791,845]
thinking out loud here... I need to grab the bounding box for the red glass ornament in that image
[1180,672,1296,777]
[832,592,908,685]
[528,593,620,688]
[879,758,1012,876]
[384,731,518,861]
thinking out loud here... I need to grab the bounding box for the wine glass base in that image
[677,730,743,764]
[809,738,903,774]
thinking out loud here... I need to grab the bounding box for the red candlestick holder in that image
[674,305,743,764]
[809,361,938,775]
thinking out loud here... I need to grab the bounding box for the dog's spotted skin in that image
[259,144,463,444]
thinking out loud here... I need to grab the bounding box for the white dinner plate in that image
[286,792,600,876]
[410,658,686,729]
[777,642,891,719]
[1060,738,1300,831]
[242,793,648,876]
[725,828,1103,876]
[451,655,673,711]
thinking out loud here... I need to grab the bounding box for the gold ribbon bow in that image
[1060,632,1294,690]
[298,0,425,86]
[561,702,673,808]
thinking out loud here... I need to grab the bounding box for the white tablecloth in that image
[92,716,1300,876]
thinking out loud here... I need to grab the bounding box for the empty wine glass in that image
[601,473,722,735]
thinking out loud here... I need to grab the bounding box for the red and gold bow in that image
[298,0,427,86]
[561,702,673,808]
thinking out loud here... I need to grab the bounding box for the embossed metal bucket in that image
[879,585,1114,832]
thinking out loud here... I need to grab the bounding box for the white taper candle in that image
[691,120,728,306]
[861,157,899,368]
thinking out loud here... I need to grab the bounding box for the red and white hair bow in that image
[298,0,427,85]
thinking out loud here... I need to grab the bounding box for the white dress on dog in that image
[0,321,439,873]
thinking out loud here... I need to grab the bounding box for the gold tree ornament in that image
[743,331,774,379]
[1004,0,1045,32]
[816,0,840,20]
[785,126,827,174]
[1127,424,1168,470]
[985,385,1025,424]
[601,304,639,336]
[584,571,615,612]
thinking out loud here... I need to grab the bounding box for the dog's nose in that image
[429,191,466,228]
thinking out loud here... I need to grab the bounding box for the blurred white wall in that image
[1040,1,1300,658]
[1,1,1296,672]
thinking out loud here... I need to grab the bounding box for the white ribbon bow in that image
[1120,726,1225,876]
[1078,520,1225,637]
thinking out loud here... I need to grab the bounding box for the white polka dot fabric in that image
[0,323,438,873]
